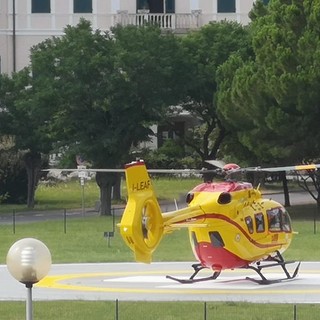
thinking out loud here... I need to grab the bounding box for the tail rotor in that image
[119,161,164,263]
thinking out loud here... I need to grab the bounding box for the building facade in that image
[0,0,269,74]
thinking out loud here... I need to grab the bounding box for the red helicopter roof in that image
[192,181,252,193]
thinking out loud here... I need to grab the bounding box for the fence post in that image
[293,304,297,320]
[203,301,207,320]
[12,209,16,234]
[115,299,119,320]
[64,209,67,234]
[112,208,115,232]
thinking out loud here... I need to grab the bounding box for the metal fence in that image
[80,300,319,320]
[0,206,124,234]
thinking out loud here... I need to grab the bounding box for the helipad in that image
[1,261,320,303]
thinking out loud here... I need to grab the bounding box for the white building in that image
[0,0,269,74]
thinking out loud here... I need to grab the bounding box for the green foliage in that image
[30,20,189,169]
[249,0,269,21]
[177,21,252,164]
[134,139,202,169]
[29,19,191,214]
[0,137,28,204]
[0,69,53,207]
[217,0,320,165]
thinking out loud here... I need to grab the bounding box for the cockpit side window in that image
[255,213,265,233]
[281,208,292,232]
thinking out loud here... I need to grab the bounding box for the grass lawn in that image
[1,301,319,320]
[1,211,319,265]
[0,177,202,213]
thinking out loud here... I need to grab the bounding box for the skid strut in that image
[245,251,301,285]
[166,263,221,284]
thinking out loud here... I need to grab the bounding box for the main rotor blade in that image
[42,168,125,173]
[43,168,217,174]
[205,160,226,169]
[245,164,320,172]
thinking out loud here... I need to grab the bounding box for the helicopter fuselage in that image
[118,160,301,283]
[183,181,293,271]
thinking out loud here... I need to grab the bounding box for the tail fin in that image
[119,160,163,263]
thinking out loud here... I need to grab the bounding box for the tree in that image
[218,0,320,164]
[173,21,252,170]
[0,136,28,204]
[0,70,52,208]
[217,0,320,206]
[30,20,190,215]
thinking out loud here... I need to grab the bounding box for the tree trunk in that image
[23,151,42,208]
[96,172,116,215]
[112,173,122,201]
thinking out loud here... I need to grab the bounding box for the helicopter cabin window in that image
[245,216,254,234]
[255,213,265,233]
[267,207,291,232]
[191,231,198,247]
[209,231,224,247]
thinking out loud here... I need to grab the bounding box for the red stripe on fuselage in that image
[174,213,284,249]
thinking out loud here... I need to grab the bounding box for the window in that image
[281,208,292,232]
[166,0,175,13]
[245,216,254,234]
[191,231,198,247]
[74,0,92,13]
[267,208,281,232]
[209,231,225,247]
[32,0,50,13]
[217,0,235,13]
[267,207,292,232]
[255,213,265,233]
[137,0,175,13]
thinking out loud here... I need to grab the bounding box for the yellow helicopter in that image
[119,160,320,285]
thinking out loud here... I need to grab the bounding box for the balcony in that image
[113,10,202,32]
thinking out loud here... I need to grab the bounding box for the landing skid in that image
[166,263,221,284]
[245,251,301,285]
[167,251,300,285]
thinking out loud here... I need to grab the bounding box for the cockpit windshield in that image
[267,207,291,232]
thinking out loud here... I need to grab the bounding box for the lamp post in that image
[6,238,52,320]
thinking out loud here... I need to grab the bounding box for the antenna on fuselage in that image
[174,199,179,210]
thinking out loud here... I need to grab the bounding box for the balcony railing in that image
[114,11,202,30]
